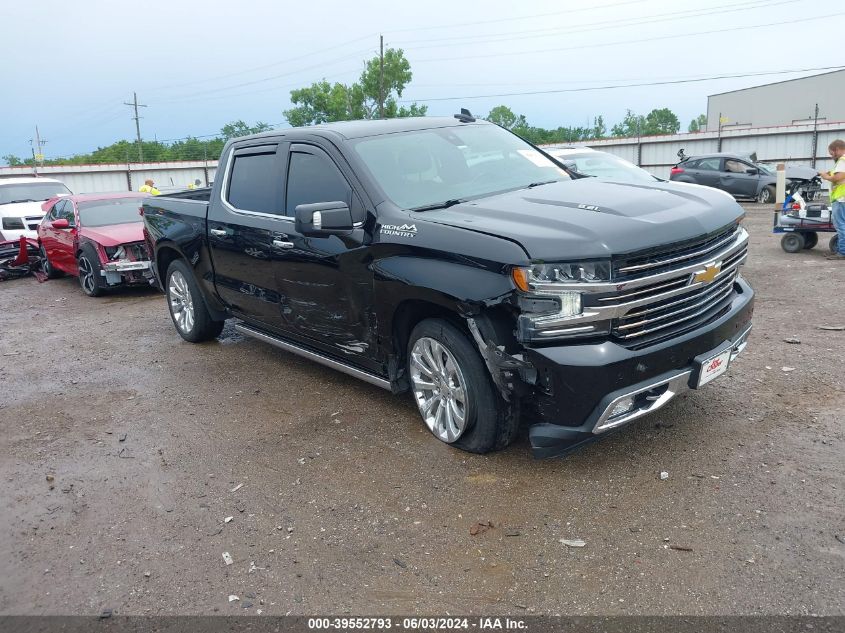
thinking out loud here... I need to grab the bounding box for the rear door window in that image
[696,158,721,171]
[226,146,282,214]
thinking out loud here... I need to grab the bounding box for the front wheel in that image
[757,186,775,205]
[77,246,104,296]
[781,232,805,253]
[165,259,224,342]
[407,318,519,454]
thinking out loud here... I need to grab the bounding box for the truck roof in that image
[0,176,66,185]
[238,116,491,142]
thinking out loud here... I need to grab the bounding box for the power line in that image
[398,65,845,102]
[409,11,842,64]
[396,0,801,50]
[383,0,650,35]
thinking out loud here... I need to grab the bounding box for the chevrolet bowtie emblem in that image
[693,262,721,284]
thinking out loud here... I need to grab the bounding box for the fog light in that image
[608,396,636,419]
[558,291,582,317]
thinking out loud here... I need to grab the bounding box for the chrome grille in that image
[610,239,748,341]
[613,224,740,280]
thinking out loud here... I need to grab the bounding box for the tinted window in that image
[78,199,144,227]
[58,200,76,225]
[47,200,63,220]
[696,158,721,171]
[286,151,350,215]
[227,151,279,213]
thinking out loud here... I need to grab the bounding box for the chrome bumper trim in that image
[592,324,752,433]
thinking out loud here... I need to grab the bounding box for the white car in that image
[547,146,660,183]
[0,177,73,241]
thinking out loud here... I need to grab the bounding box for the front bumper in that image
[100,259,153,285]
[527,276,754,458]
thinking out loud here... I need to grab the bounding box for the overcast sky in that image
[1,0,840,160]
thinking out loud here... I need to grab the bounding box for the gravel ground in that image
[0,204,843,616]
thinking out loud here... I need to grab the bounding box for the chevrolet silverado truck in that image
[142,114,754,458]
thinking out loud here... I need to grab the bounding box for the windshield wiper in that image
[409,198,465,212]
[524,180,561,189]
[2,198,38,205]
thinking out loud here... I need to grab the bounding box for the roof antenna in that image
[454,108,476,123]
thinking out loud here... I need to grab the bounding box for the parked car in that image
[143,115,753,459]
[547,147,659,183]
[38,192,153,296]
[669,152,818,204]
[0,177,72,241]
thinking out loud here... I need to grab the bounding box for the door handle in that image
[272,239,294,249]
[209,228,227,237]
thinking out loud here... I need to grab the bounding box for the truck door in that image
[270,143,376,365]
[206,142,291,324]
[720,158,759,198]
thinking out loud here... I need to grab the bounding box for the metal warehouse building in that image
[707,69,845,131]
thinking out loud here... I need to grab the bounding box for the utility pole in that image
[379,35,385,119]
[717,111,723,152]
[124,92,148,162]
[811,103,820,168]
[29,126,47,174]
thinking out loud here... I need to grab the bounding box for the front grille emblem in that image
[693,262,721,284]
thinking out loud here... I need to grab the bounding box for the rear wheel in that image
[407,318,519,454]
[831,234,840,254]
[757,186,775,205]
[77,245,104,296]
[802,232,818,249]
[40,245,62,279]
[165,259,224,342]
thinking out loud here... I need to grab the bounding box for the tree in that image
[2,154,23,166]
[611,110,645,137]
[591,115,606,139]
[220,120,272,141]
[283,48,427,126]
[688,114,708,132]
[642,108,680,135]
[486,105,528,131]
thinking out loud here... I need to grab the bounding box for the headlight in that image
[512,260,611,341]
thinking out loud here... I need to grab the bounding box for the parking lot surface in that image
[1,204,843,616]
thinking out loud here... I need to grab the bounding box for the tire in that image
[802,232,818,249]
[40,245,62,279]
[407,318,519,454]
[831,234,840,255]
[757,186,775,205]
[77,245,104,297]
[781,232,805,253]
[165,259,224,342]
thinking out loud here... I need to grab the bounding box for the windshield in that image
[352,124,569,209]
[0,182,71,205]
[552,151,657,183]
[755,163,775,175]
[78,199,143,227]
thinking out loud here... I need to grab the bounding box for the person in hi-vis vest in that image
[819,139,845,260]
[139,179,160,195]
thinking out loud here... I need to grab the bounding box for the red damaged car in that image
[37,192,154,296]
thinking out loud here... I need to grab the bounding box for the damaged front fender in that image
[466,315,536,402]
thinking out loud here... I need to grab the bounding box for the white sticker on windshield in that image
[516,149,551,167]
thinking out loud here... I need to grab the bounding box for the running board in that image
[234,323,391,391]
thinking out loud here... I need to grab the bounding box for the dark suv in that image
[670,153,783,204]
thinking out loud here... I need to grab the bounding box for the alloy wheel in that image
[78,257,95,294]
[168,270,195,334]
[410,337,469,443]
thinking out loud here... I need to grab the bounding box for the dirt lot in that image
[0,204,843,616]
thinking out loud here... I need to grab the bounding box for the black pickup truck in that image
[142,114,754,458]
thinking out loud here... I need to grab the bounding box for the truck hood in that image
[80,222,144,247]
[417,178,743,261]
[0,201,46,218]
